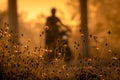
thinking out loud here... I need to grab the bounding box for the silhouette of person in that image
[45,8,66,46]
[45,8,73,61]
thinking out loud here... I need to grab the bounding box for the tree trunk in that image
[80,0,89,57]
[8,0,19,53]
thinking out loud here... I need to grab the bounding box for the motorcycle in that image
[44,26,73,62]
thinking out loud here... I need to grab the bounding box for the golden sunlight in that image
[1,0,120,79]
[17,0,71,22]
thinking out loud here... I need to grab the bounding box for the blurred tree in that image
[80,0,89,57]
[67,0,90,57]
[8,0,19,53]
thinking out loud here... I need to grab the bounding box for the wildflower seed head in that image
[42,31,44,34]
[49,49,53,53]
[90,34,92,38]
[74,42,77,44]
[88,58,92,62]
[55,58,58,61]
[45,26,49,30]
[105,43,108,46]
[112,56,117,60]
[63,44,67,48]
[96,47,100,51]
[81,34,84,37]
[66,73,69,78]
[7,34,11,37]
[108,30,111,35]
[58,52,61,55]
[108,50,112,53]
[44,49,48,52]
[5,27,9,31]
[77,44,80,46]
[80,29,81,32]
[62,65,66,69]
[40,34,42,37]
[21,34,23,37]
[28,40,31,42]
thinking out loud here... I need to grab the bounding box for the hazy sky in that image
[0,0,7,11]
[18,0,70,21]
[0,0,71,22]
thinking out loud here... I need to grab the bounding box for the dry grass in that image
[0,23,120,80]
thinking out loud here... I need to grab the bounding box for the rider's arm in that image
[57,19,70,32]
